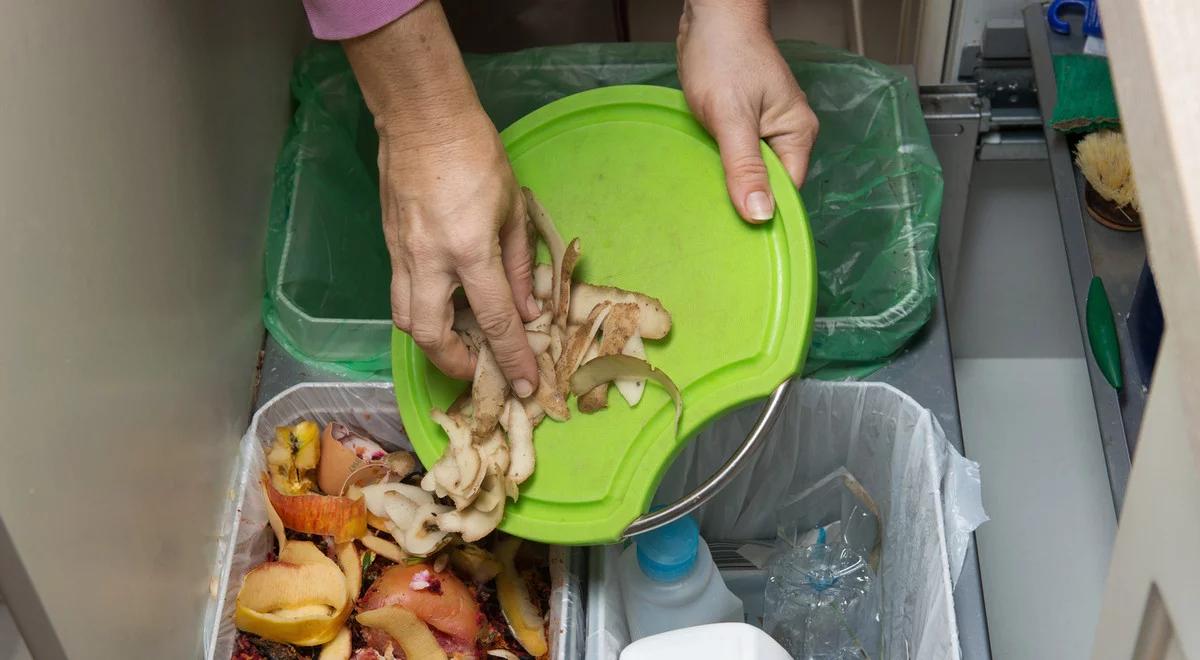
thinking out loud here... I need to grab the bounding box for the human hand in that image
[676,0,819,222]
[344,1,539,395]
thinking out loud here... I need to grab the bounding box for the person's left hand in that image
[676,0,819,223]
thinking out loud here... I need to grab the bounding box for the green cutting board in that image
[393,85,815,544]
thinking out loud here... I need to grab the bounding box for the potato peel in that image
[437,474,506,542]
[537,265,672,340]
[447,391,473,418]
[524,187,566,315]
[570,354,682,436]
[449,544,502,584]
[525,310,552,333]
[568,283,672,339]
[429,410,486,507]
[470,343,508,438]
[555,302,611,397]
[578,302,640,413]
[523,399,547,426]
[476,428,511,478]
[555,238,582,330]
[549,325,565,363]
[532,263,554,300]
[499,399,535,485]
[616,333,648,405]
[526,330,551,355]
[582,339,600,365]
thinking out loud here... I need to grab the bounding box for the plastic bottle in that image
[763,541,878,659]
[617,514,744,641]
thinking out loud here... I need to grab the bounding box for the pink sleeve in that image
[301,0,425,40]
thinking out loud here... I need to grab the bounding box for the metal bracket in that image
[922,84,991,130]
[919,21,1047,301]
[921,83,987,304]
[956,20,1047,160]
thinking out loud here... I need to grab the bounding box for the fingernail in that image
[513,378,534,398]
[525,294,540,317]
[746,191,775,221]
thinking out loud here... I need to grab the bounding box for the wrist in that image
[342,0,482,136]
[683,0,769,29]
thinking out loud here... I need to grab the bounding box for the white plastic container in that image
[617,514,743,641]
[619,623,794,660]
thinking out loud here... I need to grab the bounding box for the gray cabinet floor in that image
[950,160,1117,658]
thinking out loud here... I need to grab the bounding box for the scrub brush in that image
[1075,130,1141,231]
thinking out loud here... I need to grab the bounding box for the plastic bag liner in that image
[263,42,941,379]
[200,383,584,660]
[586,380,986,659]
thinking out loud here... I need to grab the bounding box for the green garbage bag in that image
[263,42,941,379]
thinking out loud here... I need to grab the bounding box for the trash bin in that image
[201,383,586,660]
[585,380,986,659]
[262,42,941,379]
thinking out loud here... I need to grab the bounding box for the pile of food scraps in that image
[416,188,682,533]
[233,420,551,660]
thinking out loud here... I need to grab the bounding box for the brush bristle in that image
[1075,130,1140,211]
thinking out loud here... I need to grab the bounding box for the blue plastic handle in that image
[1048,0,1103,38]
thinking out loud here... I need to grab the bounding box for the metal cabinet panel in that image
[0,2,306,657]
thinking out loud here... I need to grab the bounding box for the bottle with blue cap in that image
[617,513,744,641]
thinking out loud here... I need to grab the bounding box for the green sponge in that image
[1051,54,1120,133]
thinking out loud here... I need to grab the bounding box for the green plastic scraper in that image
[393,85,816,545]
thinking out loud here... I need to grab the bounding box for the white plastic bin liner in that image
[201,384,404,660]
[587,380,987,660]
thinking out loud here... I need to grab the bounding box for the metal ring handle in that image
[620,378,794,539]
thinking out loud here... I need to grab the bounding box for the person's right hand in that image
[381,112,540,395]
[343,1,539,396]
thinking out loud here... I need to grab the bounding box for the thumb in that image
[711,115,775,223]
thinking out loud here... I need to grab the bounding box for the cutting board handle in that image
[621,379,794,539]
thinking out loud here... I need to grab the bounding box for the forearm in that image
[683,0,768,27]
[341,1,484,141]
